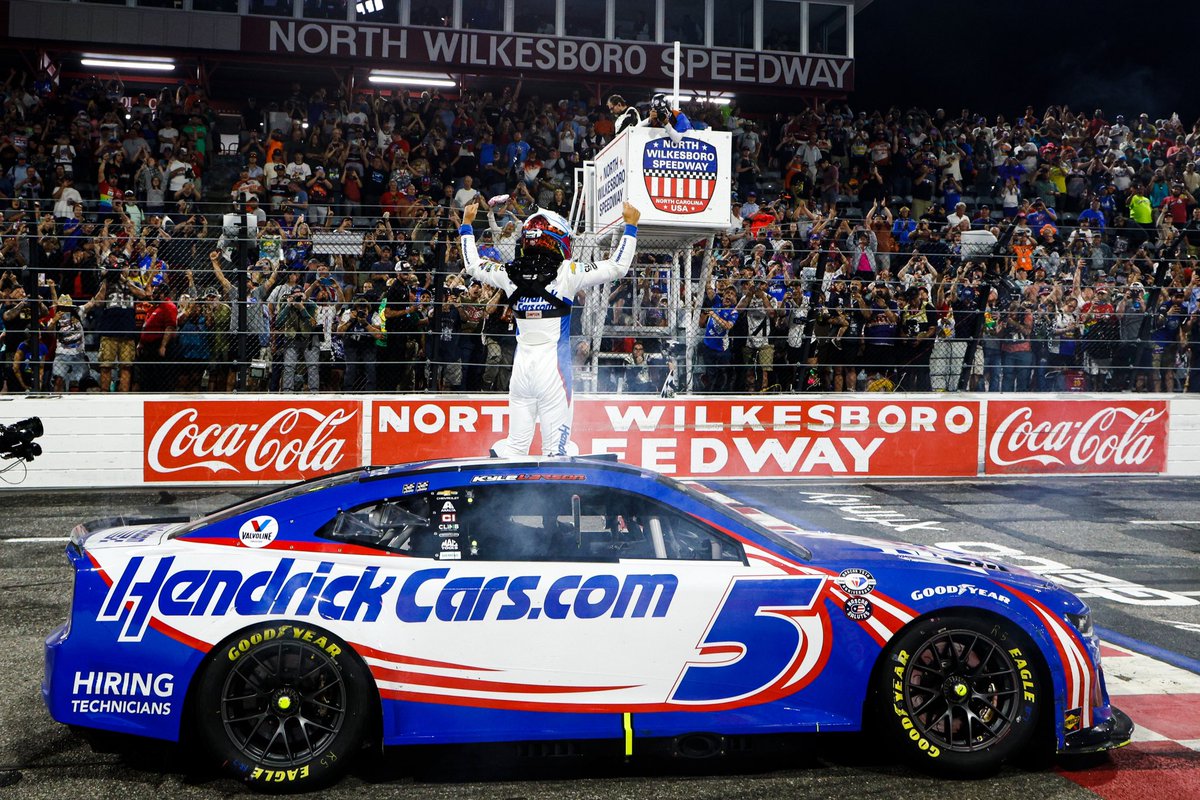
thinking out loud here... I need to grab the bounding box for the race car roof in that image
[360,453,644,482]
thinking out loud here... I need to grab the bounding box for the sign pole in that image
[672,41,681,109]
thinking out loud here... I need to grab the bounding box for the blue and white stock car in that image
[45,457,1132,790]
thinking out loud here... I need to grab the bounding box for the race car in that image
[44,456,1132,790]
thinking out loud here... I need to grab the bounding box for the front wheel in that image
[875,614,1043,776]
[195,622,371,791]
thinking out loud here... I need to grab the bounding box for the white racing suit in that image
[459,222,639,457]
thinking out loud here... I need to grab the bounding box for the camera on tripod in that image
[0,417,44,462]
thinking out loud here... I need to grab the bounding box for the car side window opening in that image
[319,484,745,563]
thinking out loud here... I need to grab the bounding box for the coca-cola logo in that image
[986,402,1168,473]
[144,402,362,481]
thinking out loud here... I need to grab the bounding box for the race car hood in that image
[777,528,1063,595]
[70,517,189,551]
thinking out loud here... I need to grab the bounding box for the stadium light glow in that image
[368,71,456,88]
[355,0,383,13]
[81,54,176,72]
[653,89,734,106]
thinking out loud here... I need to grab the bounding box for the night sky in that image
[851,0,1200,123]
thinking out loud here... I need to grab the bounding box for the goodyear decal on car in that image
[909,584,1011,604]
[96,557,678,642]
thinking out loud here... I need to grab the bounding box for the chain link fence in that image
[5,216,1200,395]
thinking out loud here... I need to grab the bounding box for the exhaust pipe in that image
[672,732,725,759]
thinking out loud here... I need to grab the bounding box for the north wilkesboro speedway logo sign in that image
[642,137,718,214]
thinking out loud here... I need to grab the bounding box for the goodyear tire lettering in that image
[1008,647,1037,703]
[229,625,293,661]
[201,622,368,789]
[875,615,1040,775]
[249,766,310,782]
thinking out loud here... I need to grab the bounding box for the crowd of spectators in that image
[1,65,1199,395]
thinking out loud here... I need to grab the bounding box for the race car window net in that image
[170,469,366,537]
[670,479,813,561]
[317,485,746,564]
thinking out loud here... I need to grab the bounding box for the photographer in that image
[1149,291,1187,392]
[275,283,319,392]
[1,274,46,392]
[898,285,937,391]
[379,271,428,392]
[429,279,464,391]
[456,280,487,390]
[165,149,192,196]
[313,273,345,392]
[51,293,87,392]
[830,278,864,392]
[1113,282,1149,391]
[898,253,937,296]
[860,281,899,387]
[736,277,778,392]
[82,254,148,392]
[998,299,1035,392]
[480,286,514,392]
[780,282,816,391]
[209,252,281,390]
[339,294,382,392]
[698,283,740,392]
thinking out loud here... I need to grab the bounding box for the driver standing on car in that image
[459,200,641,457]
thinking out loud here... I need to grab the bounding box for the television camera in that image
[0,417,44,462]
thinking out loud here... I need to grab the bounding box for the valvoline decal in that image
[96,557,678,641]
[642,137,718,214]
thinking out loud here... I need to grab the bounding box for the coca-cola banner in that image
[144,400,363,482]
[372,398,982,478]
[985,400,1169,475]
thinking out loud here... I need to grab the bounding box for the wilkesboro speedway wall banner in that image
[8,394,1200,489]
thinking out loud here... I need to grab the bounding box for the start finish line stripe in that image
[1060,636,1200,798]
[3,537,70,544]
[1097,627,1200,678]
[1060,742,1200,800]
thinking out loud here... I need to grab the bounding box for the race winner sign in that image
[592,127,732,235]
[371,398,981,479]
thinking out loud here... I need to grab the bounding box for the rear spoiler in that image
[69,515,191,551]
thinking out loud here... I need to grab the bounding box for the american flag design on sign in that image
[642,137,719,215]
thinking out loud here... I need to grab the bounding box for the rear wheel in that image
[196,622,370,791]
[875,614,1043,776]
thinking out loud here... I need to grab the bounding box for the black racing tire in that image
[874,613,1043,777]
[195,621,371,792]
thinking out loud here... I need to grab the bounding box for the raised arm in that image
[459,202,516,293]
[569,203,642,290]
[209,250,232,292]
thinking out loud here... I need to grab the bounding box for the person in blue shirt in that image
[1077,197,1106,232]
[700,284,739,392]
[1024,200,1057,233]
[638,94,693,143]
[13,338,49,393]
[996,157,1026,186]
[503,131,531,175]
[891,206,917,252]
